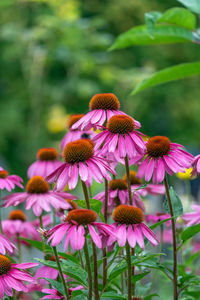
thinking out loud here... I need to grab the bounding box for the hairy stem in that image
[81,181,91,209]
[124,155,132,205]
[126,242,132,300]
[83,239,93,300]
[164,176,178,300]
[92,242,99,300]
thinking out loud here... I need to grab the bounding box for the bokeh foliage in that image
[0,0,200,177]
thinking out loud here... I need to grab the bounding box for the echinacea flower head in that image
[27,148,62,178]
[107,205,159,249]
[2,210,40,241]
[93,115,146,162]
[0,255,38,298]
[137,136,193,183]
[60,114,95,150]
[72,93,125,131]
[47,209,115,251]
[3,176,76,216]
[182,204,200,226]
[0,234,16,255]
[0,169,23,191]
[191,154,200,177]
[47,139,115,190]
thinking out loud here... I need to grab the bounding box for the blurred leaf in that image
[144,294,159,300]
[145,11,163,36]
[164,187,183,217]
[132,271,150,283]
[20,238,52,252]
[101,292,127,299]
[74,199,104,222]
[132,61,200,95]
[150,217,174,230]
[71,290,88,300]
[185,250,200,264]
[42,278,65,295]
[110,25,194,50]
[181,223,200,241]
[158,7,196,29]
[177,0,200,14]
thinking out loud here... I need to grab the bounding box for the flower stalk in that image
[126,242,132,300]
[83,239,93,300]
[124,155,133,205]
[81,180,91,209]
[103,178,108,288]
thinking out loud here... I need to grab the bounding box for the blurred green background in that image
[0,0,200,178]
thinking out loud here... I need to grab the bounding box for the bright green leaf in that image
[181,223,200,241]
[74,199,104,221]
[110,25,194,50]
[177,0,200,14]
[164,187,183,217]
[132,61,200,95]
[145,11,163,36]
[158,7,196,30]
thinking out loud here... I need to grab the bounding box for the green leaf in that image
[41,278,65,295]
[110,25,194,50]
[164,187,183,217]
[181,223,200,241]
[74,199,104,221]
[132,61,200,95]
[158,7,196,30]
[20,238,52,252]
[132,271,150,283]
[177,0,200,14]
[145,11,163,36]
[149,217,174,230]
[144,294,159,300]
[101,292,127,299]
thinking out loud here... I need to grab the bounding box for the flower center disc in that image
[9,210,27,222]
[123,171,142,185]
[89,93,120,110]
[67,114,85,129]
[107,115,134,134]
[0,170,8,179]
[37,148,59,161]
[0,255,11,275]
[146,136,171,157]
[113,205,144,224]
[109,179,127,190]
[67,209,97,225]
[26,176,49,194]
[63,139,93,164]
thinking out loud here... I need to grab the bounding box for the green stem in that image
[17,233,22,263]
[160,224,164,255]
[83,239,93,300]
[126,242,132,300]
[39,215,46,255]
[164,176,178,300]
[52,246,70,300]
[92,242,99,300]
[78,250,85,269]
[81,181,90,209]
[124,155,132,205]
[103,178,108,288]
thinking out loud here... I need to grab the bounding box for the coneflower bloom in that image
[145,212,171,227]
[41,286,84,299]
[0,169,23,191]
[60,114,95,151]
[107,205,159,249]
[192,154,200,176]
[137,136,193,183]
[182,204,200,226]
[0,234,16,255]
[72,93,126,131]
[123,171,165,196]
[94,179,145,213]
[0,255,38,298]
[47,209,115,251]
[3,176,76,217]
[46,139,116,190]
[2,210,40,241]
[93,115,146,162]
[27,148,62,179]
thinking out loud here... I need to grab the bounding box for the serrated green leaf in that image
[132,61,200,95]
[158,7,196,29]
[177,0,200,14]
[74,199,104,221]
[164,187,183,217]
[181,223,200,241]
[41,278,65,295]
[110,24,194,50]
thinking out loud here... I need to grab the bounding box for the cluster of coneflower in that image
[0,93,199,300]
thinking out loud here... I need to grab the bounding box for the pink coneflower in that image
[145,212,171,227]
[0,234,16,255]
[2,210,40,241]
[27,148,62,179]
[3,176,76,217]
[107,205,159,249]
[182,204,200,226]
[0,255,38,297]
[72,93,126,131]
[47,209,115,251]
[41,286,84,299]
[93,115,146,162]
[94,179,145,213]
[46,139,115,190]
[0,169,23,191]
[192,154,200,176]
[60,114,95,151]
[137,136,193,183]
